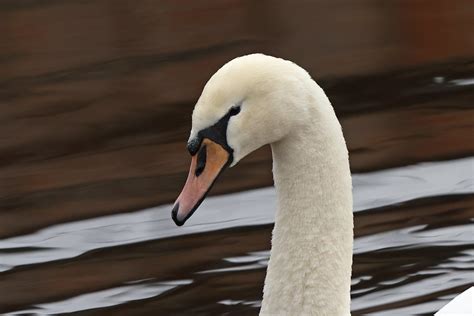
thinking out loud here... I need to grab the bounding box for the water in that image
[1,1,473,314]
[1,158,473,315]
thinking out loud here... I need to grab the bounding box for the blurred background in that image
[0,0,473,315]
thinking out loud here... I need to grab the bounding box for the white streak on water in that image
[351,271,473,313]
[0,157,472,271]
[353,224,474,255]
[450,78,474,86]
[6,279,192,315]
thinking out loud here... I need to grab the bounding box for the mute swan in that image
[171,54,353,315]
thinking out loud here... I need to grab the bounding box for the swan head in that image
[172,53,312,226]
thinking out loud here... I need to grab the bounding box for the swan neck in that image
[260,109,353,315]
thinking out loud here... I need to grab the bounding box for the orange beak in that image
[171,138,231,226]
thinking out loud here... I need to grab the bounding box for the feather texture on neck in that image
[260,83,353,316]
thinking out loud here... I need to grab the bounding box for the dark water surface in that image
[1,158,473,315]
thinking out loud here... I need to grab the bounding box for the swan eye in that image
[229,105,241,117]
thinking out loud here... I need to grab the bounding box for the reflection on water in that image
[0,158,472,271]
[1,158,473,315]
[9,279,193,315]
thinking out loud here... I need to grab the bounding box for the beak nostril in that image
[195,145,207,177]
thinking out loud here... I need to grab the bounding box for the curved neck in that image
[260,101,353,315]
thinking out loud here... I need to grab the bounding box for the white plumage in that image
[435,287,474,316]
